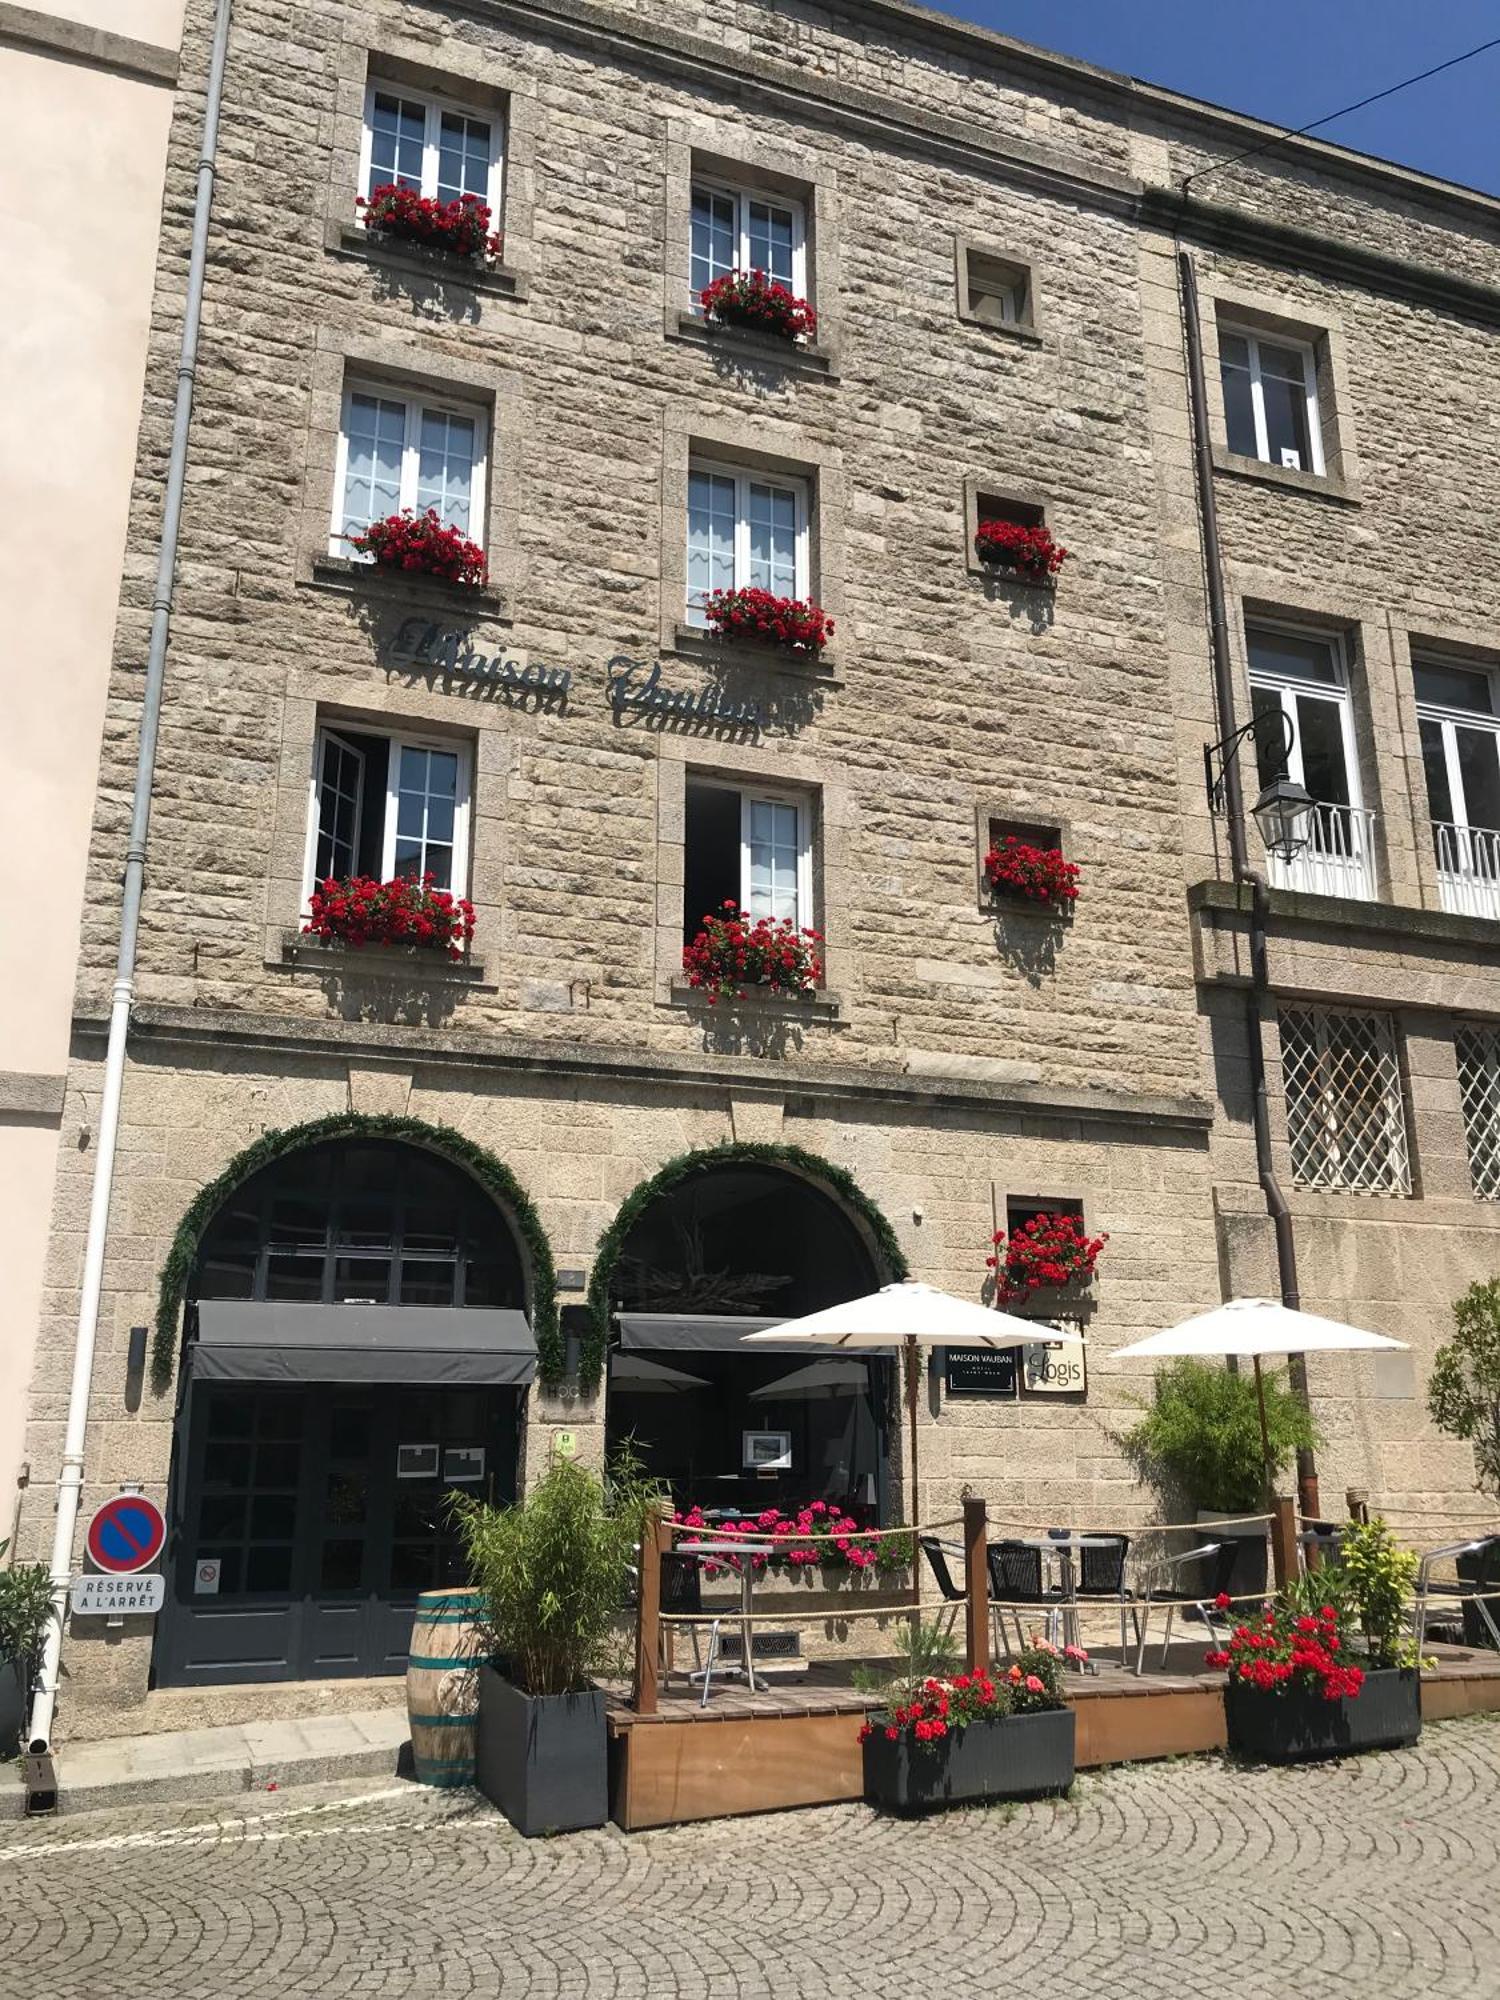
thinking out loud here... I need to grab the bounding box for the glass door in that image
[1248,627,1373,899]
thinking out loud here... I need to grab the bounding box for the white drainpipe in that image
[27,0,235,1754]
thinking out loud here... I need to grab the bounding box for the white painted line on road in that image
[0,1784,425,1863]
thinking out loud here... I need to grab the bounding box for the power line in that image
[1182,32,1500,194]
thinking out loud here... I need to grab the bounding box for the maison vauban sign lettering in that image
[606,654,760,729]
[389,618,572,702]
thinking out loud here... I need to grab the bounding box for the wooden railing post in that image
[1269,1493,1298,1589]
[633,1506,667,1717]
[963,1495,989,1673]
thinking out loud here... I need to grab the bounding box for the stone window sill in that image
[969,557,1059,590]
[669,310,837,379]
[326,221,527,302]
[273,933,491,986]
[1210,446,1361,506]
[981,890,1076,922]
[305,557,507,621]
[670,623,841,683]
[955,311,1044,348]
[668,979,841,1023]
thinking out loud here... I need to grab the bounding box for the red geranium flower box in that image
[348,508,487,589]
[986,1211,1107,1306]
[984,837,1080,907]
[700,269,817,342]
[974,519,1068,582]
[357,182,500,262]
[302,873,476,961]
[701,588,833,656]
[682,903,825,1004]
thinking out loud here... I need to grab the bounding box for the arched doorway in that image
[157,1133,543,1688]
[601,1151,900,1524]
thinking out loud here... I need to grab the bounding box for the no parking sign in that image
[85,1493,166,1575]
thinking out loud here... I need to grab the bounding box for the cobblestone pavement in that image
[4,1716,1500,2000]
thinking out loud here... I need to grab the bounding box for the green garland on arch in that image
[153,1111,560,1387]
[581,1140,908,1394]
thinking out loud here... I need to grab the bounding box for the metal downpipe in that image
[1177,247,1321,1521]
[26,0,236,1757]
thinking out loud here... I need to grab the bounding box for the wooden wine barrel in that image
[406,1587,486,1788]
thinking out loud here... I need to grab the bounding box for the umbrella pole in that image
[1253,1354,1274,1496]
[905,1333,921,1529]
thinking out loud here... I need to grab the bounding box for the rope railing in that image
[664,1515,964,1543]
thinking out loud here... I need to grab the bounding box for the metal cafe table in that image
[674,1538,776,1695]
[1006,1533,1119,1653]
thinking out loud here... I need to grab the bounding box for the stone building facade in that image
[19,0,1500,1728]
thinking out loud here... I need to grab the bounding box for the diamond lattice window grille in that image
[1456,1024,1500,1200]
[1279,1007,1411,1195]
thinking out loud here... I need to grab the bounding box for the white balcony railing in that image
[1434,820,1500,921]
[1266,802,1378,902]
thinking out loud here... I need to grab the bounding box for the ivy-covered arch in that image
[582,1140,908,1392]
[154,1111,560,1385]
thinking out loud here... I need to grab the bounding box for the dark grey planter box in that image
[0,1660,26,1762]
[862,1706,1075,1814]
[1225,1667,1420,1764]
[475,1663,607,1837]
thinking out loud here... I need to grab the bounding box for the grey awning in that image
[190,1301,536,1386]
[614,1313,858,1356]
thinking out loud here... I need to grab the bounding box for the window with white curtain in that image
[682,778,815,943]
[331,382,488,556]
[359,83,503,212]
[1414,658,1500,916]
[686,460,809,621]
[689,181,806,298]
[1279,1006,1410,1196]
[304,723,471,898]
[1219,325,1325,474]
[1247,625,1373,899]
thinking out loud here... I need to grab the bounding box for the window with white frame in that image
[359,82,503,214]
[1456,1023,1500,1200]
[1414,658,1500,908]
[304,723,471,898]
[959,245,1031,329]
[331,382,487,557]
[1247,625,1373,898]
[686,460,808,621]
[690,179,806,300]
[1279,1006,1411,1195]
[1219,326,1325,474]
[682,778,814,944]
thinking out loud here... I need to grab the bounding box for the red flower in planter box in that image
[302,872,476,961]
[984,837,1080,907]
[682,902,825,1004]
[701,587,833,656]
[986,1212,1106,1306]
[700,269,818,342]
[974,519,1068,581]
[1205,1599,1366,1702]
[348,508,487,589]
[356,183,501,262]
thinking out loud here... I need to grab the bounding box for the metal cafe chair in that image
[658,1550,728,1708]
[1414,1535,1500,1653]
[1129,1540,1238,1675]
[987,1540,1066,1657]
[1072,1533,1131,1670]
[1299,1520,1345,1573]
[920,1536,969,1650]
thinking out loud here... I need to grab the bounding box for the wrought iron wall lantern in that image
[1203,708,1315,864]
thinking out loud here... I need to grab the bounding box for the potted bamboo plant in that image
[454,1456,654,1837]
[858,1623,1079,1814]
[0,1543,54,1759]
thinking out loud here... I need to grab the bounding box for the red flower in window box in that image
[699,269,817,342]
[357,182,501,262]
[348,508,488,589]
[682,902,825,1004]
[984,837,1080,907]
[974,519,1068,581]
[302,873,476,961]
[986,1212,1107,1306]
[701,588,833,656]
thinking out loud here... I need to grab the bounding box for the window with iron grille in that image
[1279,1007,1411,1195]
[1456,1024,1500,1199]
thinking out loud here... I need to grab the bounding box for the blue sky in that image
[934,2,1500,196]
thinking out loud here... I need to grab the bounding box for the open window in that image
[682,778,814,945]
[304,723,471,899]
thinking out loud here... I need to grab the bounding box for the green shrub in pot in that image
[0,1543,55,1758]
[1120,1357,1319,1514]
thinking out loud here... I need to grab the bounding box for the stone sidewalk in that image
[1,1708,407,1817]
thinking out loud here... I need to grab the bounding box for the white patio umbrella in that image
[1111,1297,1408,1490]
[742,1281,1084,1525]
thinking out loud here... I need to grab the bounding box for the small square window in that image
[304,722,472,901]
[980,814,1072,910]
[957,243,1035,331]
[683,777,814,945]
